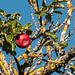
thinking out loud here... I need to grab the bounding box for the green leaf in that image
[26,29,34,37]
[11,41,15,51]
[11,51,16,56]
[17,25,22,31]
[0,9,4,13]
[55,0,67,3]
[5,14,11,18]
[42,1,46,8]
[51,0,67,5]
[23,23,33,29]
[0,9,11,19]
[43,8,47,14]
[7,34,13,42]
[59,41,68,46]
[2,41,16,55]
[54,4,66,9]
[11,12,21,20]
[54,11,62,14]
[44,40,53,46]
[0,18,2,26]
[48,0,67,10]
[1,19,17,30]
[45,32,58,42]
[42,0,47,13]
[6,19,15,25]
[0,9,7,19]
[0,24,9,29]
[2,41,12,53]
[59,41,69,49]
[12,28,16,34]
[1,36,5,42]
[11,19,17,28]
[48,4,53,10]
[34,11,44,16]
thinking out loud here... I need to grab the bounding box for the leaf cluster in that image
[0,9,33,55]
[34,0,67,17]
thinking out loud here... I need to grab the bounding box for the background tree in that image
[0,0,75,75]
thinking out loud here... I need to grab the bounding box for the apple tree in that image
[0,0,75,75]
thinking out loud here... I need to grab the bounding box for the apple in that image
[15,33,30,48]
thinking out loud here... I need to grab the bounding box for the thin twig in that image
[31,6,39,30]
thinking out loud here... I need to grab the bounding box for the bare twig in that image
[31,6,39,30]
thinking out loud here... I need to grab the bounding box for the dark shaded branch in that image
[14,56,24,75]
[56,70,67,75]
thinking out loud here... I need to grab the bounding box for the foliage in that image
[0,0,75,75]
[0,9,33,55]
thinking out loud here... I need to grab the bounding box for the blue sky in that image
[0,0,75,75]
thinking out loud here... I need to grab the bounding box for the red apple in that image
[15,33,30,48]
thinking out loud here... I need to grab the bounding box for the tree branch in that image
[43,47,75,75]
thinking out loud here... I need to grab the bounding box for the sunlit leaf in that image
[34,11,44,16]
[51,0,67,5]
[11,19,17,28]
[11,41,15,51]
[59,41,68,46]
[1,19,16,29]
[48,0,67,10]
[7,34,13,43]
[0,24,9,28]
[0,9,4,13]
[11,12,21,20]
[0,9,7,19]
[45,32,58,42]
[17,25,22,31]
[43,8,47,14]
[12,28,16,34]
[23,23,33,29]
[5,19,15,25]
[54,4,66,9]
[59,41,69,49]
